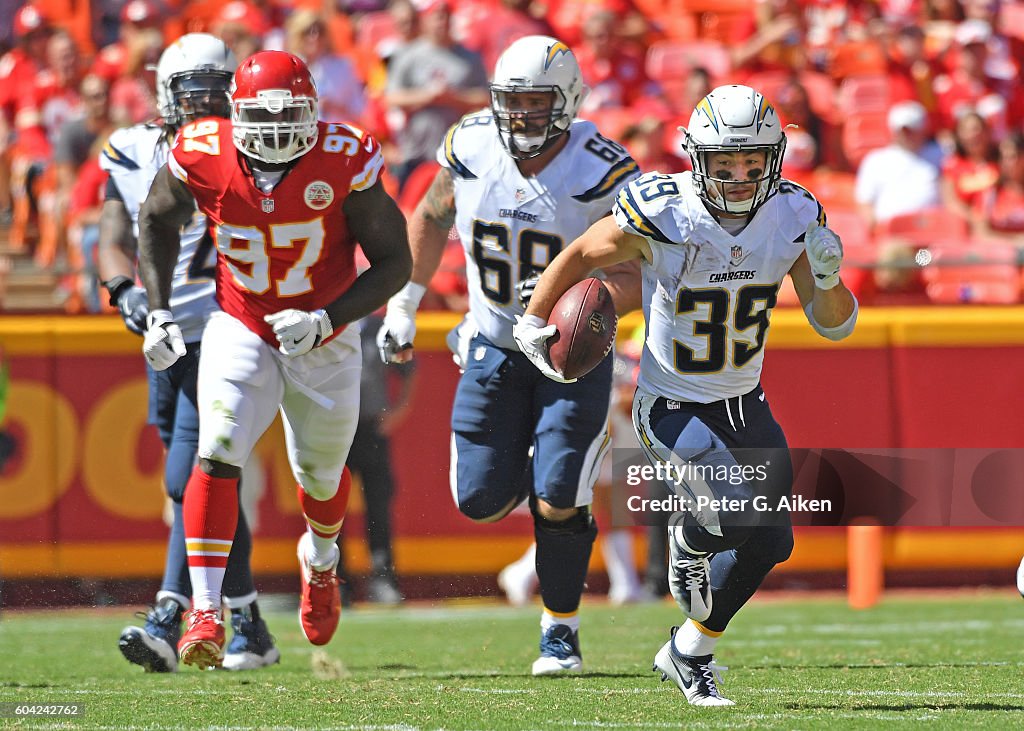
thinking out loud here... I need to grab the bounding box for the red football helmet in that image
[231,50,319,164]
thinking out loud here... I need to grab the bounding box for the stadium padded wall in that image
[0,309,1022,580]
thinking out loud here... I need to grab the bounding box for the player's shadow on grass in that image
[789,703,1024,712]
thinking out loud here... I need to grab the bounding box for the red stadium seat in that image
[921,240,1021,304]
[881,208,971,245]
[645,40,732,83]
[841,111,891,167]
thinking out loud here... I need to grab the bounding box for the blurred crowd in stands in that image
[4,0,1024,311]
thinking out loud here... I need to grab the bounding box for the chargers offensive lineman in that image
[378,35,640,675]
[519,85,857,704]
[136,50,411,669]
[98,34,278,673]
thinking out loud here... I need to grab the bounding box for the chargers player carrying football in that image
[378,35,641,675]
[519,85,857,705]
[136,50,412,669]
[98,34,279,673]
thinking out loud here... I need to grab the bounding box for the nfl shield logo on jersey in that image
[261,198,275,214]
[730,245,743,265]
[515,188,527,203]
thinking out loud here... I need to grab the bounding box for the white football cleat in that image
[653,627,734,706]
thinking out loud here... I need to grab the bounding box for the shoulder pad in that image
[438,111,494,180]
[100,125,162,172]
[613,172,681,246]
[569,120,641,202]
[777,179,826,241]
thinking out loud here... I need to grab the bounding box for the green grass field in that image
[1,590,1021,729]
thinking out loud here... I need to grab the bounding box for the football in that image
[547,277,617,380]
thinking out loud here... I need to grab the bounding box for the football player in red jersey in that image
[136,50,412,669]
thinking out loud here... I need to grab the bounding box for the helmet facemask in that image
[231,89,318,164]
[491,85,569,160]
[685,135,786,216]
[167,70,233,126]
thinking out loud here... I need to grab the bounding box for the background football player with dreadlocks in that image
[97,33,278,673]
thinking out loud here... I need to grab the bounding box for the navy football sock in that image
[534,508,598,615]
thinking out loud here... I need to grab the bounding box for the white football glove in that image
[445,315,477,372]
[143,309,187,371]
[264,309,333,357]
[378,282,426,364]
[805,221,843,290]
[512,314,576,384]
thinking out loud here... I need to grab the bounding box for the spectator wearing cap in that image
[384,0,489,186]
[91,0,163,85]
[961,0,1024,81]
[8,30,84,257]
[285,9,368,126]
[941,110,998,230]
[856,101,943,292]
[856,101,943,231]
[0,3,52,218]
[932,20,1022,132]
[211,1,269,60]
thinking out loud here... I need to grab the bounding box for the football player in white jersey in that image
[97,34,278,673]
[378,35,641,675]
[518,85,857,705]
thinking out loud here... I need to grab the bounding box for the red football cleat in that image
[297,533,341,646]
[178,608,225,669]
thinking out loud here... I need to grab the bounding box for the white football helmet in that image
[490,35,588,160]
[681,85,787,215]
[156,33,236,128]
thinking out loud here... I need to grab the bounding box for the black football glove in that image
[104,275,150,336]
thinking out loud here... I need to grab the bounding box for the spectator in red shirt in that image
[975,131,1024,244]
[887,24,942,112]
[0,4,52,216]
[17,30,84,161]
[940,110,998,230]
[90,0,164,85]
[575,9,659,113]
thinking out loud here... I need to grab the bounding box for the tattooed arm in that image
[406,166,457,287]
